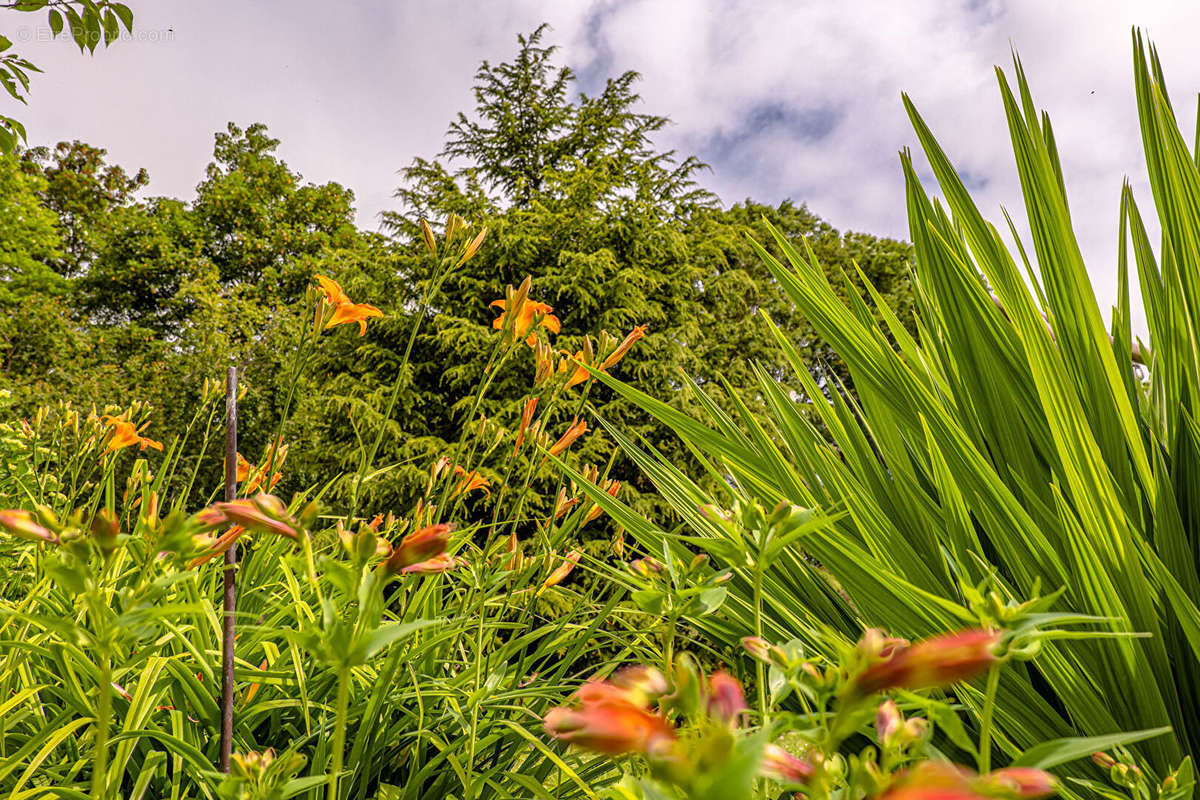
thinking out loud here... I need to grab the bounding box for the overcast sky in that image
[9,0,1200,332]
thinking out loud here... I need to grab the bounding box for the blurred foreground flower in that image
[761,743,815,784]
[544,676,676,757]
[198,494,304,541]
[881,761,1058,800]
[0,509,58,544]
[853,628,1001,695]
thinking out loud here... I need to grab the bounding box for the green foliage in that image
[0,1,136,152]
[0,27,913,533]
[584,32,1200,785]
[362,26,913,521]
[0,152,63,300]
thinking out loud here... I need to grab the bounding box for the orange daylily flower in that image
[102,415,163,454]
[600,325,649,370]
[315,274,383,336]
[491,297,562,347]
[236,440,287,493]
[451,465,491,497]
[547,418,588,458]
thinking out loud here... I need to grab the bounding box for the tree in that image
[22,140,149,277]
[347,27,917,520]
[1,1,136,152]
[0,151,61,300]
[193,123,359,288]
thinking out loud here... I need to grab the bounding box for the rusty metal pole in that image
[219,366,238,772]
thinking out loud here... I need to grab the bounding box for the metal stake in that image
[219,366,238,772]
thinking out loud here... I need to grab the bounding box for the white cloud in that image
[10,0,1199,332]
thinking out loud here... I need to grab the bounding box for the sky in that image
[8,0,1200,333]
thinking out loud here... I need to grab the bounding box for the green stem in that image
[663,611,677,674]
[752,564,769,730]
[465,574,489,799]
[328,667,351,800]
[346,271,445,524]
[92,649,111,800]
[978,664,1000,773]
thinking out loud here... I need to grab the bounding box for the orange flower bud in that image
[975,768,1059,799]
[875,699,902,744]
[419,218,437,254]
[761,743,815,784]
[513,397,538,456]
[543,550,581,589]
[547,418,587,458]
[611,665,669,702]
[459,226,488,264]
[399,553,459,575]
[853,629,1001,695]
[599,324,648,370]
[741,636,772,662]
[209,495,303,541]
[706,670,746,724]
[628,557,663,579]
[0,509,58,544]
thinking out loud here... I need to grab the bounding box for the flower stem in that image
[752,563,769,730]
[465,574,489,799]
[328,666,351,800]
[92,649,112,800]
[978,663,1000,773]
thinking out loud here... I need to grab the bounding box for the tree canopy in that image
[0,26,914,526]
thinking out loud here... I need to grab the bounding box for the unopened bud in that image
[875,699,901,744]
[419,218,437,254]
[91,509,121,554]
